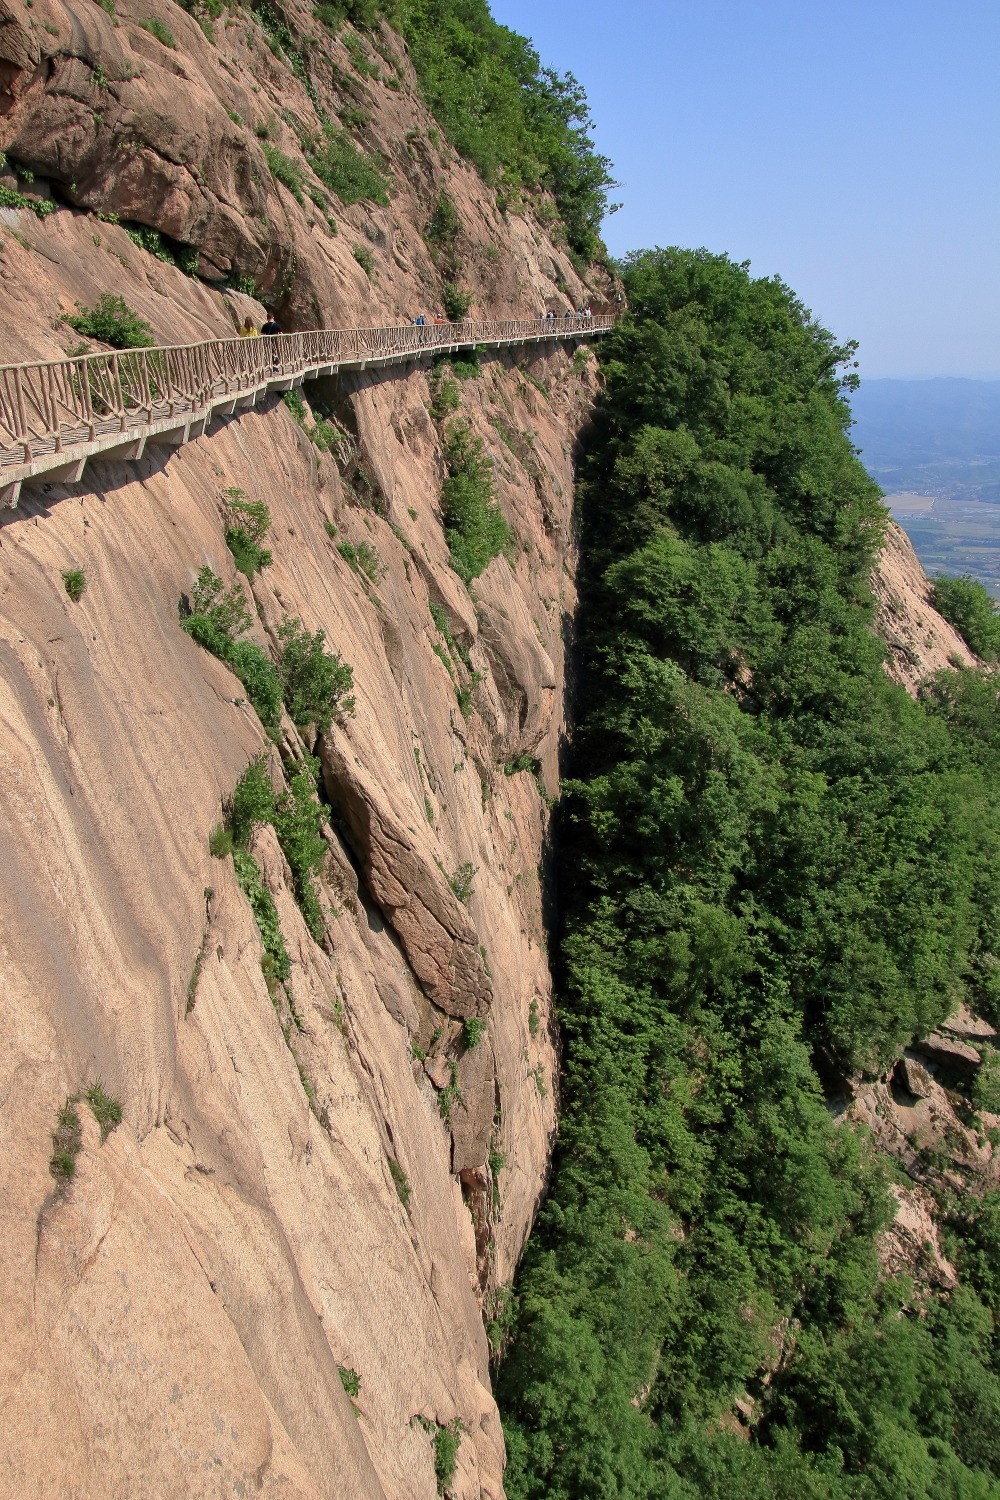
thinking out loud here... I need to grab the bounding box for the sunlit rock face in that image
[0,6,611,1491]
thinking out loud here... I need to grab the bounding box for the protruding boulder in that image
[912,1031,982,1080]
[896,1053,934,1099]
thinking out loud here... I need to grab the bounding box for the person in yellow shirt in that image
[238,317,260,338]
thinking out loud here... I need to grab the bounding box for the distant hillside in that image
[850,377,1000,499]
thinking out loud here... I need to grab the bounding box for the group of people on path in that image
[238,313,282,337]
[235,306,595,338]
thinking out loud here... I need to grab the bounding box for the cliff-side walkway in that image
[0,314,614,505]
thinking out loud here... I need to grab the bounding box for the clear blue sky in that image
[489,0,1000,379]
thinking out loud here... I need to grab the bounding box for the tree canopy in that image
[497,248,1000,1499]
[347,0,616,257]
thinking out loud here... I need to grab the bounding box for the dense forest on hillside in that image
[496,249,1000,1498]
[316,0,616,257]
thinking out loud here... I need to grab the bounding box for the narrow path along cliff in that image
[0,313,614,502]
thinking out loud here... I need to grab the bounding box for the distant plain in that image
[851,378,1000,597]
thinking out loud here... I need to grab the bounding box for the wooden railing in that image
[0,314,614,502]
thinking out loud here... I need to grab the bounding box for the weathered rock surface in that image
[846,1016,1000,1196]
[880,1183,959,1289]
[911,1030,983,1080]
[0,9,608,1492]
[0,0,613,329]
[872,518,976,691]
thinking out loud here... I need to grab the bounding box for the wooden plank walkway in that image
[0,314,614,505]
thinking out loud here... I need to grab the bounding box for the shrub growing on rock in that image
[49,1098,82,1185]
[352,243,375,276]
[139,17,176,46]
[181,568,282,733]
[440,420,512,583]
[85,1080,122,1140]
[308,121,389,205]
[223,488,273,580]
[262,143,305,203]
[65,293,155,349]
[62,568,86,602]
[442,283,472,322]
[276,616,355,732]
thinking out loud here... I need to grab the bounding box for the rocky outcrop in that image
[0,8,609,1494]
[844,1010,1000,1198]
[880,1183,958,1290]
[873,519,976,691]
[0,0,613,333]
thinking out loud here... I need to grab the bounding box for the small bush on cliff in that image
[85,1081,122,1141]
[449,861,476,903]
[313,0,380,29]
[427,192,461,251]
[227,640,283,732]
[337,539,383,583]
[262,143,305,203]
[181,568,283,733]
[440,420,512,583]
[221,757,328,942]
[184,567,252,647]
[352,243,375,276]
[0,183,56,218]
[973,1045,1000,1115]
[273,759,328,940]
[388,1158,411,1207]
[49,1098,83,1186]
[932,572,1000,660]
[62,568,86,602]
[227,756,275,847]
[307,122,389,206]
[65,293,155,349]
[442,283,472,322]
[428,366,460,419]
[462,1017,485,1049]
[233,849,291,982]
[276,616,355,732]
[223,488,273,580]
[432,1420,463,1495]
[139,17,176,45]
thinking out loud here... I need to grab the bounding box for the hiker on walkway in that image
[238,317,259,338]
[261,312,281,336]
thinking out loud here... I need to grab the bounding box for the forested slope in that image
[497,249,1000,1499]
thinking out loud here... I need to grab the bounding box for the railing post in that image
[42,366,62,451]
[110,354,127,431]
[13,368,31,461]
[81,355,95,439]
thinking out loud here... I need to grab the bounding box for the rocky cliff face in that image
[872,518,976,691]
[0,7,608,1496]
